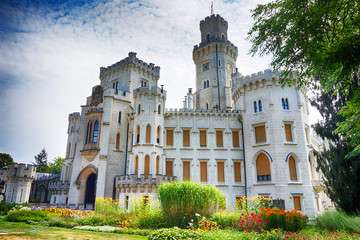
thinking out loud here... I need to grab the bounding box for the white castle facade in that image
[51,14,331,218]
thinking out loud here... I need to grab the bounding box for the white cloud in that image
[0,0,320,164]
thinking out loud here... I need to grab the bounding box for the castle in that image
[46,14,332,217]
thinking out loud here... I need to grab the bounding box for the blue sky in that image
[0,0,320,165]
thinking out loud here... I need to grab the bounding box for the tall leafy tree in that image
[49,157,65,173]
[0,153,15,169]
[33,148,50,173]
[310,81,360,213]
[248,0,360,157]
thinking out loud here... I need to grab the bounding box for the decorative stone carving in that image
[90,85,103,107]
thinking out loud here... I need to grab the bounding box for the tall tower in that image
[192,14,238,110]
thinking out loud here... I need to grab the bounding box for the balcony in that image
[116,174,176,193]
[312,179,324,193]
[81,143,100,162]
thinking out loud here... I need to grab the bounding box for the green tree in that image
[0,153,15,169]
[48,157,65,173]
[310,81,360,213]
[248,0,360,157]
[32,148,50,173]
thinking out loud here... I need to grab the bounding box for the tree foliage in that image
[310,81,360,213]
[0,153,15,169]
[32,148,50,173]
[48,157,65,173]
[248,0,360,157]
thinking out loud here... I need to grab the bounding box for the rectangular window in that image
[200,162,208,182]
[200,130,207,147]
[183,162,190,181]
[216,130,223,147]
[166,161,173,176]
[293,196,301,211]
[217,162,225,183]
[255,125,266,143]
[234,162,242,183]
[284,123,293,142]
[202,61,209,71]
[183,130,190,147]
[166,129,174,146]
[232,131,240,148]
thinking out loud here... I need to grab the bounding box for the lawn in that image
[0,219,146,240]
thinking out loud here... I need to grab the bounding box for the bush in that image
[236,196,271,214]
[0,202,30,215]
[157,181,225,228]
[211,211,241,229]
[4,209,51,222]
[232,212,265,232]
[75,214,119,226]
[43,207,93,218]
[316,211,360,233]
[148,227,202,240]
[260,208,308,232]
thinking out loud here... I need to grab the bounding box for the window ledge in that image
[253,143,270,147]
[113,149,123,152]
[254,182,275,186]
[231,148,243,151]
[288,182,303,185]
[232,184,245,187]
[197,148,210,151]
[214,148,227,151]
[180,148,194,150]
[164,147,176,150]
[216,184,229,187]
[143,143,154,146]
[284,142,297,145]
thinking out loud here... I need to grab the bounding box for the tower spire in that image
[211,2,214,15]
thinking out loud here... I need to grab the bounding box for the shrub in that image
[211,211,241,229]
[148,227,202,240]
[0,202,30,215]
[4,209,51,222]
[95,197,125,216]
[46,217,79,228]
[157,181,225,228]
[316,211,360,233]
[236,195,271,214]
[260,208,308,232]
[75,214,119,226]
[43,207,93,218]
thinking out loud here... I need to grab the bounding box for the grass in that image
[316,210,360,233]
[0,219,146,240]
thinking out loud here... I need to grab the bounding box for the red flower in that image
[285,235,290,239]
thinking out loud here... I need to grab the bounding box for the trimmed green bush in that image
[148,227,202,240]
[0,202,30,215]
[316,211,360,233]
[157,181,225,228]
[4,209,51,222]
[211,211,241,229]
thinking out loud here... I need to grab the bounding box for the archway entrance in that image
[85,173,96,207]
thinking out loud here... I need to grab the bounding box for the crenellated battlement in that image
[7,164,36,178]
[165,108,241,116]
[99,52,160,79]
[68,112,80,121]
[200,14,228,28]
[193,39,238,54]
[133,86,167,98]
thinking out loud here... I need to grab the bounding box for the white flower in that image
[195,213,200,217]
[188,222,193,227]
[191,219,194,222]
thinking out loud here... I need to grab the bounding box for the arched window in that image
[284,98,289,110]
[158,104,161,114]
[67,143,71,158]
[92,121,99,143]
[206,33,211,42]
[138,104,141,114]
[144,155,150,176]
[86,121,92,143]
[258,100,262,112]
[289,156,298,180]
[136,125,140,144]
[135,155,139,174]
[118,111,122,123]
[206,80,210,88]
[156,155,160,174]
[157,126,161,144]
[282,98,289,110]
[205,102,209,110]
[73,143,77,158]
[146,125,151,143]
[204,81,207,89]
[254,101,258,113]
[256,153,271,181]
[116,133,120,149]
